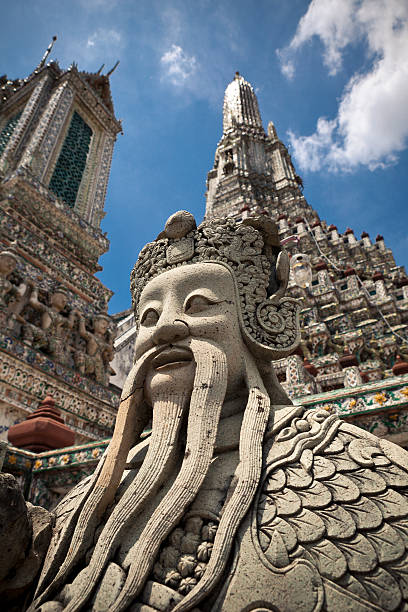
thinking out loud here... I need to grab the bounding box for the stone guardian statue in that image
[75,313,116,386]
[26,287,75,365]
[2,211,408,612]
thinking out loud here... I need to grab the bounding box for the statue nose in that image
[152,318,189,345]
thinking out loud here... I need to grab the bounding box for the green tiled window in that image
[0,112,22,155]
[49,111,92,208]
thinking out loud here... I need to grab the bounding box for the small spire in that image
[106,60,120,76]
[268,121,278,140]
[38,35,57,69]
[96,63,105,75]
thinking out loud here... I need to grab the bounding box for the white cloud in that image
[86,29,122,51]
[283,0,358,76]
[279,0,408,172]
[155,4,245,105]
[160,44,198,87]
[288,118,337,172]
[276,50,295,81]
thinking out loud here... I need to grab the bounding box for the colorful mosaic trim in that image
[4,446,34,472]
[31,441,108,472]
[3,440,109,509]
[49,111,92,208]
[297,374,408,420]
[0,332,119,406]
[4,432,151,477]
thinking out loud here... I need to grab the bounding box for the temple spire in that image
[106,60,120,76]
[223,72,263,134]
[38,35,57,70]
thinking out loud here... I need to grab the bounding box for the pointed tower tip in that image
[268,121,278,140]
[223,72,263,133]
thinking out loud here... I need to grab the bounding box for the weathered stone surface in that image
[0,499,53,606]
[92,562,126,611]
[0,473,31,582]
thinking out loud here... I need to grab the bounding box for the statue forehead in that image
[139,262,235,303]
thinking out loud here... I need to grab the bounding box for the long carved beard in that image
[61,396,188,612]
[172,350,271,612]
[34,339,228,612]
[110,346,270,612]
[33,345,186,608]
[105,338,228,612]
[34,340,271,612]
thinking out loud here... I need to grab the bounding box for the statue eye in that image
[185,295,216,315]
[140,308,159,326]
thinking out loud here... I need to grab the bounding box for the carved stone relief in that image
[0,243,115,387]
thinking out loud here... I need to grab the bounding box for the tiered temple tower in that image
[0,41,121,447]
[206,73,408,445]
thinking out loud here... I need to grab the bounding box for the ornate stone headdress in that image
[131,210,300,359]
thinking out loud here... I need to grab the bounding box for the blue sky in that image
[1,0,407,313]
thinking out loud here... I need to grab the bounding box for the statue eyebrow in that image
[139,287,162,306]
[140,268,229,305]
[184,288,221,302]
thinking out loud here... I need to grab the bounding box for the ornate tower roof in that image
[206,73,298,219]
[223,72,263,133]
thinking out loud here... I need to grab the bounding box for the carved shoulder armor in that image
[255,406,408,611]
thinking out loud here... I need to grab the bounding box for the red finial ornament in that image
[8,395,75,452]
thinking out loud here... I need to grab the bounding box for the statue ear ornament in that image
[239,248,301,361]
[130,210,301,360]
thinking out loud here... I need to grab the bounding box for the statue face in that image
[135,262,247,404]
[51,291,67,310]
[94,317,109,334]
[0,254,16,276]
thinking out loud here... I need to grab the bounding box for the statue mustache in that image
[123,337,194,401]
